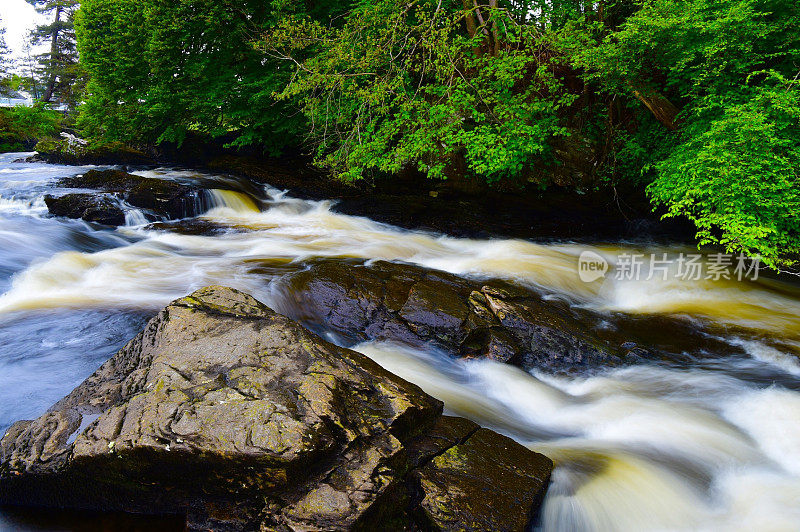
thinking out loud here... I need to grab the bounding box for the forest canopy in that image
[46,0,800,266]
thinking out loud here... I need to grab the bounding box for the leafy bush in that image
[268,1,575,183]
[649,75,800,267]
[0,105,62,153]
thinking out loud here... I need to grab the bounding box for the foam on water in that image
[353,341,800,532]
[1,176,798,342]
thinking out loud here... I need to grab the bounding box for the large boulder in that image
[0,286,552,531]
[278,261,743,374]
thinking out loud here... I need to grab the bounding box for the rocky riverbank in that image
[0,286,552,531]
[33,138,695,243]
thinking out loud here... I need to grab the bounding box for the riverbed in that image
[1,152,799,531]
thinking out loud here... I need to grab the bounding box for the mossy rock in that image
[0,286,553,530]
[34,138,155,166]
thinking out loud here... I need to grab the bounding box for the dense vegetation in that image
[74,0,349,153]
[0,105,62,152]
[2,0,799,266]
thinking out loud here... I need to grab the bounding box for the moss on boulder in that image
[0,286,552,531]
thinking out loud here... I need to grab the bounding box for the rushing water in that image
[0,152,799,531]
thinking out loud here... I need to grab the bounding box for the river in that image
[0,152,799,530]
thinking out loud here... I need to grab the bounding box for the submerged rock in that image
[0,286,552,530]
[44,193,126,226]
[278,260,627,373]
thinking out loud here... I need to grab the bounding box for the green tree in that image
[268,0,576,184]
[555,0,800,266]
[20,40,42,100]
[0,16,12,84]
[75,0,351,153]
[26,0,81,103]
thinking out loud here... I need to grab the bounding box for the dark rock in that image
[54,169,265,221]
[278,260,621,373]
[33,138,156,166]
[59,169,202,220]
[143,219,233,235]
[0,286,552,531]
[412,428,551,531]
[279,260,746,374]
[329,191,697,243]
[44,194,126,226]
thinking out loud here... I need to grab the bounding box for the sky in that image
[0,0,47,60]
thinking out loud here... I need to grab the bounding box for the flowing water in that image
[0,152,799,530]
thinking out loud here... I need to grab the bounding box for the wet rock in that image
[53,169,263,221]
[44,193,126,226]
[0,286,552,531]
[58,169,202,220]
[279,260,622,373]
[143,219,232,235]
[412,428,551,531]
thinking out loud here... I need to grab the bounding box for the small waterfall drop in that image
[202,189,261,215]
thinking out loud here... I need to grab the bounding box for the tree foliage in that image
[266,1,576,184]
[74,0,800,265]
[0,105,62,152]
[26,0,83,105]
[555,0,800,266]
[75,0,351,154]
[0,16,11,80]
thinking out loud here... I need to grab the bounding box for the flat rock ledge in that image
[46,169,262,225]
[49,169,206,224]
[277,260,742,374]
[0,286,552,531]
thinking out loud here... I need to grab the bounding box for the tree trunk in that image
[462,0,478,39]
[488,0,501,56]
[41,5,62,103]
[628,81,681,130]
